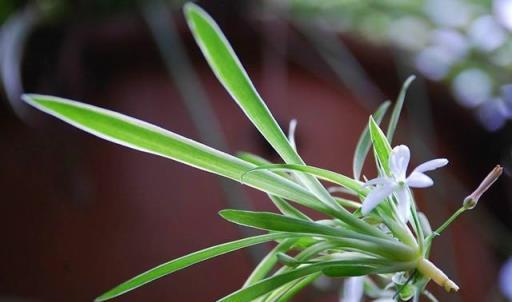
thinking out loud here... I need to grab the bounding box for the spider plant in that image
[22,3,501,301]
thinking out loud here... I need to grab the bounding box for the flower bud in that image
[463,165,503,210]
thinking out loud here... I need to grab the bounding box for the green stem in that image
[434,207,466,235]
[377,208,418,249]
[409,193,424,252]
[426,207,466,246]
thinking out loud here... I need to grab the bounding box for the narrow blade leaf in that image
[243,239,298,287]
[183,3,302,166]
[272,274,320,302]
[353,101,390,180]
[321,265,377,277]
[94,233,294,301]
[184,2,341,212]
[238,152,311,220]
[22,94,329,213]
[219,260,384,302]
[219,209,344,237]
[369,116,393,174]
[268,195,311,221]
[243,164,366,195]
[239,161,390,240]
[23,94,383,239]
[261,242,339,302]
[184,4,387,242]
[219,210,416,261]
[237,152,289,179]
[387,75,415,143]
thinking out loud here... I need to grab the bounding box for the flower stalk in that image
[427,165,503,243]
[416,258,459,292]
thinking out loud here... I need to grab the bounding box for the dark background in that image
[1,1,512,301]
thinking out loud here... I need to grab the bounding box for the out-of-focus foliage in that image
[0,0,28,24]
[1,0,188,24]
[280,0,512,131]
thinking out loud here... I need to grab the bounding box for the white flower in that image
[362,145,448,221]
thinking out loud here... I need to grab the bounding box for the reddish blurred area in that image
[1,1,510,302]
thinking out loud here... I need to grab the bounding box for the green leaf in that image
[23,95,382,240]
[333,197,361,209]
[276,253,303,267]
[22,94,330,215]
[219,259,389,302]
[243,239,298,287]
[237,152,289,179]
[219,210,416,261]
[387,75,415,143]
[286,237,318,250]
[94,233,295,301]
[288,241,338,265]
[184,2,340,213]
[353,101,390,180]
[272,273,320,302]
[219,265,325,302]
[323,257,415,277]
[320,265,378,277]
[242,164,366,195]
[268,195,311,221]
[184,4,384,239]
[183,2,299,166]
[220,209,344,237]
[369,116,393,174]
[237,152,311,220]
[262,242,338,302]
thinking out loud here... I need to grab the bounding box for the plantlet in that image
[22,3,502,301]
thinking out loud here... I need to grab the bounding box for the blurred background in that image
[2,0,512,301]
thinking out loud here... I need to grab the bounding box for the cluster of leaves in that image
[23,3,460,302]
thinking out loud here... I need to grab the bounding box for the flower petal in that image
[389,145,410,180]
[406,171,433,188]
[364,176,393,187]
[342,277,364,302]
[414,158,448,173]
[362,184,395,215]
[396,188,411,222]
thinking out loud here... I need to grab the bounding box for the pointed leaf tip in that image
[368,116,392,173]
[387,75,416,142]
[353,101,390,180]
[218,209,234,219]
[183,2,207,25]
[22,93,46,107]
